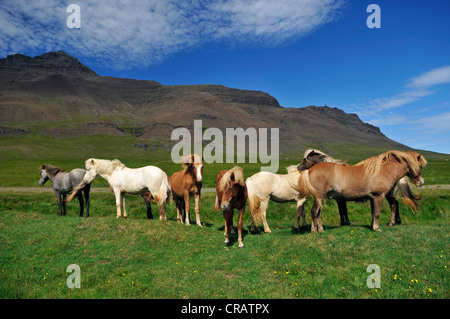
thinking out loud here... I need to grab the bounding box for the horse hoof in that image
[238,243,244,249]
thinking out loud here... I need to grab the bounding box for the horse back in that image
[308,162,376,199]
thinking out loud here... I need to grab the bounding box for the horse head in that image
[39,165,49,186]
[297,149,346,172]
[183,154,203,183]
[218,167,245,211]
[404,152,427,187]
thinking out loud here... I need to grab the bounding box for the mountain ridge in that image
[0,51,414,157]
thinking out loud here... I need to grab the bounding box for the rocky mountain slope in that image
[0,50,407,155]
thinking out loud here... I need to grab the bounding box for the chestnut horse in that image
[296,149,414,227]
[169,154,203,226]
[215,166,247,248]
[297,150,427,232]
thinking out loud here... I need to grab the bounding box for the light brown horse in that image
[215,166,247,248]
[297,150,427,232]
[169,154,203,226]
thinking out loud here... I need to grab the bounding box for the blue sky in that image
[1,0,449,154]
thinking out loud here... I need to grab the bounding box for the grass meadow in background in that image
[0,134,448,299]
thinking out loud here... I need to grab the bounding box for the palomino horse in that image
[297,150,427,232]
[246,149,345,233]
[67,158,170,219]
[169,154,203,226]
[39,164,91,217]
[215,166,247,248]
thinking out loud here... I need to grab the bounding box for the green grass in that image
[0,134,449,299]
[0,188,448,299]
[0,134,449,187]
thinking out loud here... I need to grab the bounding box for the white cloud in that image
[364,89,433,114]
[414,111,450,134]
[0,0,344,69]
[408,65,450,88]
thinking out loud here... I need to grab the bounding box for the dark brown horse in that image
[297,150,427,232]
[215,166,247,248]
[169,154,203,226]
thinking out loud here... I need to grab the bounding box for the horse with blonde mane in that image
[67,158,170,219]
[297,150,427,232]
[215,166,247,248]
[246,149,345,233]
[169,154,203,226]
[295,149,415,228]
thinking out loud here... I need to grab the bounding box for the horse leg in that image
[142,192,153,219]
[62,193,67,216]
[223,210,230,246]
[237,207,245,248]
[122,194,127,218]
[77,192,84,217]
[56,191,63,216]
[194,193,202,227]
[337,198,351,226]
[175,197,182,222]
[114,188,122,218]
[386,190,401,226]
[184,192,190,225]
[260,199,271,233]
[294,198,306,230]
[370,196,384,231]
[84,186,90,217]
[311,199,324,233]
[159,201,167,221]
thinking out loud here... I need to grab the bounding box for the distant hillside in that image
[0,50,417,158]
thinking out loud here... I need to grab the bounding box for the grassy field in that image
[0,134,449,187]
[0,188,448,299]
[0,134,448,299]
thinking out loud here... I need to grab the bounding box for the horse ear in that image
[417,155,421,161]
[230,173,235,182]
[41,164,45,169]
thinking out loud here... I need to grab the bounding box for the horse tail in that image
[155,176,171,207]
[246,178,264,225]
[397,177,421,212]
[67,180,87,202]
[297,170,320,201]
[214,194,221,211]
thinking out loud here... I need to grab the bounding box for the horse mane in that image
[218,166,245,192]
[181,154,202,172]
[355,150,427,176]
[303,148,346,165]
[86,158,126,175]
[286,165,299,174]
[42,164,65,177]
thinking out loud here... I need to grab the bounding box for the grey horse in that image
[39,164,91,217]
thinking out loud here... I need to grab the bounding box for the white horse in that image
[246,149,346,233]
[67,158,170,219]
[246,166,305,233]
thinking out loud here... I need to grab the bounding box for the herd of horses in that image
[39,149,427,248]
